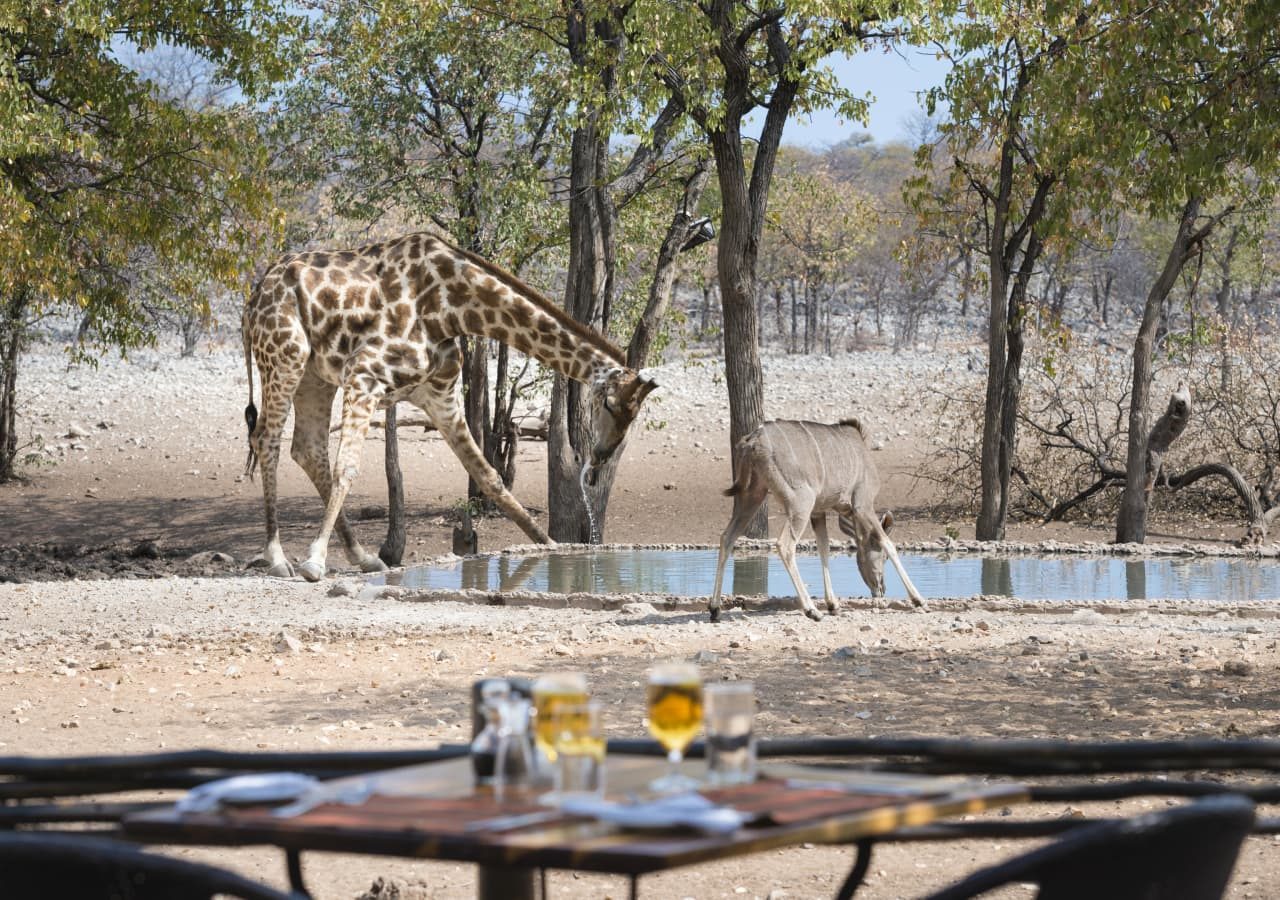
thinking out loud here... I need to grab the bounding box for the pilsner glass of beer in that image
[550,701,606,800]
[531,671,589,766]
[645,661,703,792]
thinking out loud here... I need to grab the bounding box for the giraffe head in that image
[585,368,658,485]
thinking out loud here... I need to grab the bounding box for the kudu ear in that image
[635,378,658,402]
[880,511,895,533]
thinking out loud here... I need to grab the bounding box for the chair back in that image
[0,832,301,900]
[926,794,1256,900]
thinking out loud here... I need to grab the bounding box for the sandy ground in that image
[2,339,1280,899]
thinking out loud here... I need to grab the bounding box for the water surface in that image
[381,549,1280,602]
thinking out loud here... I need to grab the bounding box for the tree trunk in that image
[549,118,611,543]
[993,231,1044,529]
[711,127,768,538]
[627,158,712,370]
[788,278,798,353]
[976,212,1011,540]
[1117,196,1203,543]
[0,288,28,483]
[463,336,492,504]
[699,281,715,339]
[1215,226,1239,392]
[379,403,406,566]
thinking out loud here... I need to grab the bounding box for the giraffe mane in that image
[441,239,628,368]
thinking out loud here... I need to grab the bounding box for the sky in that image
[772,46,952,148]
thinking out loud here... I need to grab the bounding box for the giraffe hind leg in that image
[252,365,303,578]
[297,377,383,582]
[290,368,387,574]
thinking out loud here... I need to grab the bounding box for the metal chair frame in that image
[3,737,1279,898]
[0,830,306,899]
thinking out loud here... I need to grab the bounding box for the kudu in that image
[709,418,927,622]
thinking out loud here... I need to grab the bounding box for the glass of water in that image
[704,682,756,785]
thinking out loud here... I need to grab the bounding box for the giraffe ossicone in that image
[241,232,657,581]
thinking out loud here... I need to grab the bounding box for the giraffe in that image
[241,232,657,582]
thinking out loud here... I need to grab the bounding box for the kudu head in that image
[585,368,658,486]
[839,510,896,596]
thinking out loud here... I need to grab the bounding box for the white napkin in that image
[176,772,320,813]
[559,792,750,834]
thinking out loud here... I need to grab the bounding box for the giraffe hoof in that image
[297,560,326,583]
[359,557,389,574]
[804,608,823,622]
[267,561,295,579]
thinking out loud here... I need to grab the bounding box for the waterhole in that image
[377,548,1280,602]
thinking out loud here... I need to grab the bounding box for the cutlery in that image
[464,809,566,833]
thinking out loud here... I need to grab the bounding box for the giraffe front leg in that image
[415,389,553,545]
[298,384,380,582]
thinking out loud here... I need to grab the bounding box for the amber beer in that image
[646,674,704,754]
[532,672,589,763]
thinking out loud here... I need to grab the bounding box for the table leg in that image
[478,863,536,900]
[835,839,873,900]
[286,849,313,898]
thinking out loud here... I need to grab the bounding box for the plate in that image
[178,773,320,812]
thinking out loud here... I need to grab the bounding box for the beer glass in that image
[550,701,606,801]
[531,672,589,763]
[646,661,703,792]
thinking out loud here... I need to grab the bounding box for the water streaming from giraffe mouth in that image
[376,547,1280,602]
[579,463,601,544]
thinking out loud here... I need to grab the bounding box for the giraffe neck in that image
[434,244,627,385]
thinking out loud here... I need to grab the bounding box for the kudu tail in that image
[723,442,755,498]
[242,313,259,480]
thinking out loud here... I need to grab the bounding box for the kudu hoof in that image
[804,608,823,622]
[708,608,722,624]
[297,560,326,583]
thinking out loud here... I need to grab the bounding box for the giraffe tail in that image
[242,316,259,480]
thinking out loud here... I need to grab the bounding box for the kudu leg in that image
[859,511,926,609]
[709,492,765,623]
[880,530,927,608]
[778,496,822,621]
[811,514,838,614]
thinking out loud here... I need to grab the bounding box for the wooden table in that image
[121,756,1026,900]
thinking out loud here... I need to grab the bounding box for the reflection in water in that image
[1126,561,1147,601]
[731,556,769,597]
[379,549,1280,602]
[980,558,1013,597]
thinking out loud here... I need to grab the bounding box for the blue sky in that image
[775,46,952,148]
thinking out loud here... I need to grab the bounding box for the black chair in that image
[0,831,306,900]
[923,794,1256,900]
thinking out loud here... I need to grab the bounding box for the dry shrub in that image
[923,320,1280,533]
